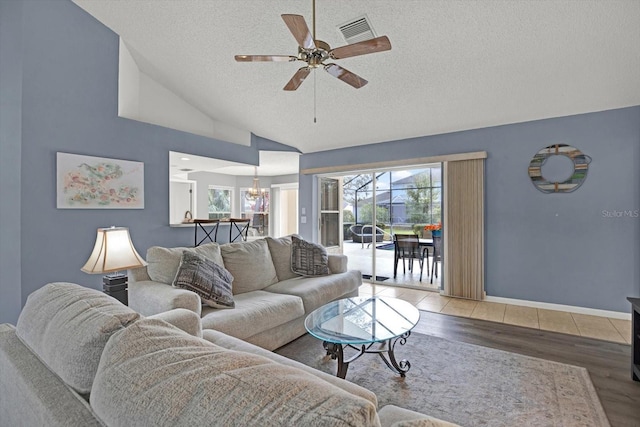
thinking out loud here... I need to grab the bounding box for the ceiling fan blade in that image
[281,14,316,50]
[284,67,311,91]
[329,36,392,59]
[235,55,297,62]
[324,63,368,89]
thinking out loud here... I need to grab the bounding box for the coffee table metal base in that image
[323,331,412,379]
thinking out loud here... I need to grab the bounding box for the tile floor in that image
[358,283,632,344]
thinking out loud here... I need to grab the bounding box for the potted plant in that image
[424,222,442,238]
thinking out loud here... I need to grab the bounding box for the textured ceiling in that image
[73,0,640,155]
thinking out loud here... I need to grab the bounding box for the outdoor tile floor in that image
[357,282,632,345]
[343,241,441,291]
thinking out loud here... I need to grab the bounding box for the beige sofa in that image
[0,282,459,427]
[129,235,362,350]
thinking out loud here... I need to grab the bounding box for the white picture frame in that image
[56,152,144,209]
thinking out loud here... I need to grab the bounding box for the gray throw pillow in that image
[173,251,235,309]
[291,235,330,277]
[146,243,223,285]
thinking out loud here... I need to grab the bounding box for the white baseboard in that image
[482,295,631,320]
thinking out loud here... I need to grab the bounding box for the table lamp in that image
[81,226,147,305]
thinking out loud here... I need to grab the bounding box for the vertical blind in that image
[443,158,485,300]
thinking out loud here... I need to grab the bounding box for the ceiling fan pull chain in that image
[314,70,317,123]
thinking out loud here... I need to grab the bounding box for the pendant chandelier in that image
[246,166,261,200]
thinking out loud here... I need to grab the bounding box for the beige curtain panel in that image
[443,158,485,300]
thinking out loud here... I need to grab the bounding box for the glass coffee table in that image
[304,296,420,379]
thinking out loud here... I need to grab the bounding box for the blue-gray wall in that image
[0,0,24,325]
[0,0,266,324]
[300,107,640,313]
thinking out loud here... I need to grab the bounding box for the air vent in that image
[338,15,376,45]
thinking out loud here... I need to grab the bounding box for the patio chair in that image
[430,235,442,284]
[350,224,385,248]
[393,234,427,281]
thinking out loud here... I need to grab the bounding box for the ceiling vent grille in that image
[338,15,376,44]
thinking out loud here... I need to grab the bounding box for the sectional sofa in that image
[0,282,459,426]
[128,235,362,350]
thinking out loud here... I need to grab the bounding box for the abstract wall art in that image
[56,152,144,209]
[528,144,591,193]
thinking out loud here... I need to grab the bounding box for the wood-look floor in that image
[414,311,640,427]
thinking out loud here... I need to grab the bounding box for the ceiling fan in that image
[234,0,391,91]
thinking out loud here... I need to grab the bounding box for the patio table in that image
[393,238,433,279]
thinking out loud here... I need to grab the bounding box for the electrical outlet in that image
[300,216,307,224]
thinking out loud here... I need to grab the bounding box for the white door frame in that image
[271,182,298,237]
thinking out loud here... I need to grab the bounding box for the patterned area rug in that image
[275,332,610,427]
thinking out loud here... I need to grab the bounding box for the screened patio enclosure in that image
[342,166,442,289]
[344,167,441,238]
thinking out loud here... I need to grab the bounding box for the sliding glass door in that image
[372,168,441,288]
[341,173,375,277]
[339,165,442,288]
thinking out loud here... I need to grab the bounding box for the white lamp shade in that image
[81,227,147,274]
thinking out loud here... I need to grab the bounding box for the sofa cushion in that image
[291,235,330,277]
[328,254,349,274]
[90,318,380,427]
[173,251,235,309]
[265,270,361,313]
[265,235,299,281]
[220,239,278,294]
[200,290,304,340]
[146,242,223,285]
[15,282,140,395]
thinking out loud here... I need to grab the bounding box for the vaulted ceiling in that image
[73,0,640,154]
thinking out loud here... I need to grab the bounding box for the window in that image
[208,186,233,219]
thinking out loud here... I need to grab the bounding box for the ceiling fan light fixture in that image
[234,2,391,91]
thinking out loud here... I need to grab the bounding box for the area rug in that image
[275,332,610,427]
